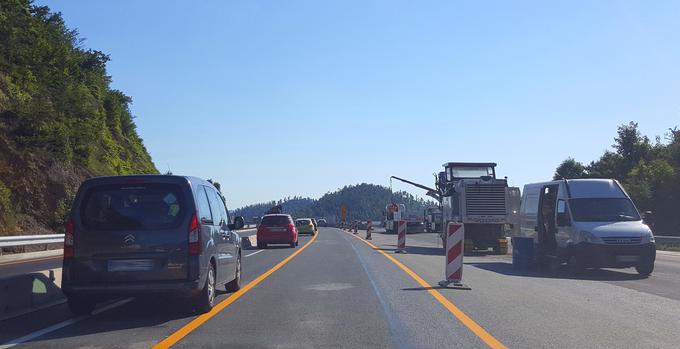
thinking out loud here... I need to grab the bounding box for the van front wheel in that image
[635,262,654,277]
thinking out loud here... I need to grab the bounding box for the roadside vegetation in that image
[0,1,157,235]
[233,183,436,222]
[554,122,680,236]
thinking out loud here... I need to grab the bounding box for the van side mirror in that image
[556,212,570,227]
[642,211,654,225]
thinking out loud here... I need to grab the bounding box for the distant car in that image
[258,214,298,248]
[62,175,244,315]
[317,219,327,227]
[310,218,319,234]
[295,218,316,235]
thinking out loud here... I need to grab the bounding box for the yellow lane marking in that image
[0,255,62,267]
[346,232,507,349]
[153,233,319,349]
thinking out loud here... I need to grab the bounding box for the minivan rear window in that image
[81,183,185,230]
[261,216,292,226]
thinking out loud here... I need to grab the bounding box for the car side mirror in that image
[642,211,654,225]
[233,216,245,230]
[556,212,571,227]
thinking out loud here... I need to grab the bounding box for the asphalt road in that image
[1,227,679,348]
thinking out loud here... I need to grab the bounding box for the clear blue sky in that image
[41,0,680,209]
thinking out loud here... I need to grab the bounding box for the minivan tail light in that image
[64,216,74,258]
[189,213,201,256]
[287,223,295,233]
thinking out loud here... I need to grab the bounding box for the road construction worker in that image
[366,221,373,240]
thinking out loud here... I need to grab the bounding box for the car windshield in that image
[261,216,291,226]
[81,183,184,230]
[448,166,494,178]
[569,198,641,222]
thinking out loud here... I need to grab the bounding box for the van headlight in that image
[579,231,602,244]
[644,233,655,244]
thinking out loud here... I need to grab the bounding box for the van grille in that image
[602,237,642,245]
[465,184,506,216]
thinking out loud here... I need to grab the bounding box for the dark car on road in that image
[62,175,244,315]
[257,214,298,248]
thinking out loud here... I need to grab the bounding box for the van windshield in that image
[81,183,185,230]
[569,198,641,222]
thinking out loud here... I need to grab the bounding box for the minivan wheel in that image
[635,262,654,276]
[290,241,296,248]
[67,295,97,315]
[226,253,241,292]
[195,264,216,313]
[568,255,583,275]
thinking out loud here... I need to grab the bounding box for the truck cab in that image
[439,162,519,254]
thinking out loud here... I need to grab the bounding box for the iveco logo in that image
[123,234,136,244]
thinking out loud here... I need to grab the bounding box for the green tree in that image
[553,158,587,180]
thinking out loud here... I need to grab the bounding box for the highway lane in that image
[373,230,680,348]
[2,227,679,348]
[0,229,300,348]
[167,227,488,348]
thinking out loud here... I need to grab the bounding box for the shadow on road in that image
[379,245,444,256]
[468,261,649,281]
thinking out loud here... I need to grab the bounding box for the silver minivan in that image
[518,179,655,275]
[62,175,244,314]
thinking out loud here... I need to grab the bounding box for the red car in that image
[257,214,298,248]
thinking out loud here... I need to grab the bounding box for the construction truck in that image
[391,162,520,254]
[424,206,443,233]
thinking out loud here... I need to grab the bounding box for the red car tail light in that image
[189,213,201,256]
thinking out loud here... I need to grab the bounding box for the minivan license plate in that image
[108,259,154,272]
[616,255,640,263]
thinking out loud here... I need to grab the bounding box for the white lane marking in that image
[245,250,264,257]
[0,298,133,348]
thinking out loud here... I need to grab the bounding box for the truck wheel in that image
[463,239,474,254]
[635,262,654,276]
[568,255,583,275]
[67,295,97,315]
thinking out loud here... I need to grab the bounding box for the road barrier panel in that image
[395,220,407,253]
[438,223,471,289]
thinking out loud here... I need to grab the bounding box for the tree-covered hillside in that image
[233,183,436,222]
[0,1,157,234]
[554,122,679,235]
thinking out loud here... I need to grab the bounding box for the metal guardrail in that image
[656,235,680,244]
[0,234,65,256]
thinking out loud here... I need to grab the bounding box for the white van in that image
[518,179,655,275]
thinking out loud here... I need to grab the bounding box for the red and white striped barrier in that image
[439,222,470,289]
[395,220,406,253]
